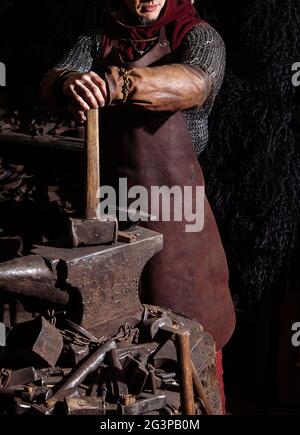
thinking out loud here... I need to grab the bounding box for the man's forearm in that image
[41,64,211,115]
[105,64,212,111]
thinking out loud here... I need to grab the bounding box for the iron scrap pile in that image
[0,306,221,415]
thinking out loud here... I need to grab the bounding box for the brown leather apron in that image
[100,28,235,349]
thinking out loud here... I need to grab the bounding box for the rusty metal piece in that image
[123,355,149,396]
[153,339,177,368]
[120,394,167,415]
[37,367,72,382]
[110,348,128,399]
[4,367,38,388]
[31,388,79,415]
[0,384,51,406]
[117,343,157,364]
[121,394,136,406]
[0,386,25,399]
[117,231,137,244]
[69,216,118,247]
[175,330,195,415]
[45,387,79,407]
[69,343,90,366]
[191,360,214,416]
[98,380,108,402]
[66,394,167,416]
[90,369,102,398]
[148,365,158,395]
[63,319,99,343]
[142,316,173,340]
[0,368,11,388]
[13,399,34,416]
[39,375,65,387]
[0,317,63,368]
[21,385,52,403]
[65,397,118,415]
[46,340,116,409]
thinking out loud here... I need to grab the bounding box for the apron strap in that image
[103,27,171,68]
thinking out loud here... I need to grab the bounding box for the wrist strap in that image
[118,67,131,103]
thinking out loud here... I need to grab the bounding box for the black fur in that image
[197,0,300,308]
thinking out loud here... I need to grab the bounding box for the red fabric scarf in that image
[102,0,203,61]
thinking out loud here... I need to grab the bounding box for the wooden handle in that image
[85,109,100,219]
[175,330,195,415]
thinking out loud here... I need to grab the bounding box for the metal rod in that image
[46,340,116,407]
[191,360,214,415]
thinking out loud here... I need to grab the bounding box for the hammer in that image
[68,109,117,247]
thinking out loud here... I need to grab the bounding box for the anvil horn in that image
[0,255,69,306]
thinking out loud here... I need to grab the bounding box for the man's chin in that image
[138,15,158,25]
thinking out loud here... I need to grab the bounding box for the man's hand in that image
[63,71,108,122]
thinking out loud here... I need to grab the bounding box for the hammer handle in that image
[175,330,195,415]
[85,109,100,220]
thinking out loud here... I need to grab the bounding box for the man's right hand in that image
[62,71,108,123]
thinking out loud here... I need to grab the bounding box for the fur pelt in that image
[197,0,300,308]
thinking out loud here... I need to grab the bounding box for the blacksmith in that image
[41,0,235,410]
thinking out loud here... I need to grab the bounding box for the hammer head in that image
[69,216,118,247]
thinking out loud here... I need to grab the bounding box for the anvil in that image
[0,227,163,337]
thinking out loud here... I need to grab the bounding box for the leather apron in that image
[100,28,235,350]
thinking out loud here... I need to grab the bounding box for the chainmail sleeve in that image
[177,23,226,155]
[40,30,103,112]
[54,30,103,72]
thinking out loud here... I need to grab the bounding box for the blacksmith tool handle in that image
[175,330,195,415]
[85,108,100,220]
[45,340,116,408]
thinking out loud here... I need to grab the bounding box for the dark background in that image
[0,0,300,413]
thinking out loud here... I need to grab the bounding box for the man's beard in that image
[138,16,157,25]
